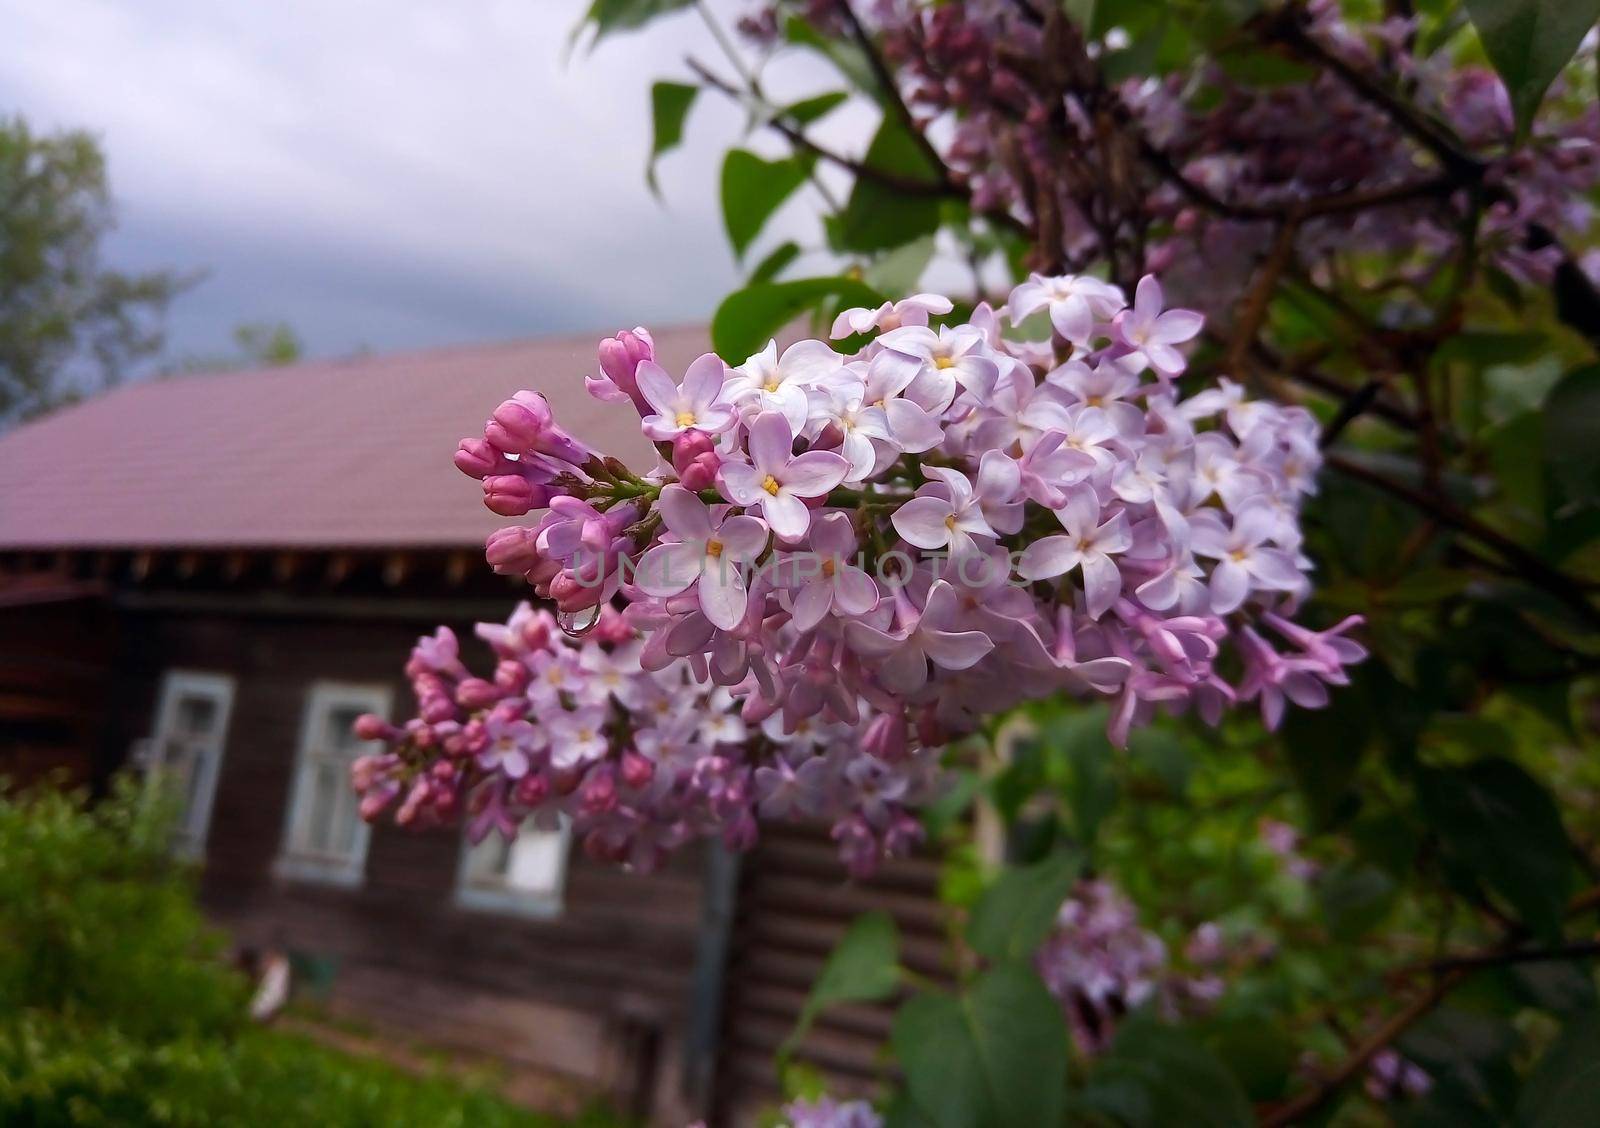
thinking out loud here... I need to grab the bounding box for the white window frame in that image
[455,818,571,920]
[146,670,236,858]
[275,681,390,888]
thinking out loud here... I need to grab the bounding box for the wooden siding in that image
[101,603,710,1124]
[713,823,953,1127]
[0,591,116,791]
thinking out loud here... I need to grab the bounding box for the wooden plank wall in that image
[0,595,116,791]
[104,605,709,1124]
[712,823,952,1127]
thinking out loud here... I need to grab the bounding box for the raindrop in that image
[557,604,603,638]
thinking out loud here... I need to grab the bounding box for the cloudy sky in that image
[0,0,867,364]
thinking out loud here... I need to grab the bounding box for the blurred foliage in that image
[590,0,1600,1120]
[0,116,189,425]
[0,779,611,1127]
[161,320,305,376]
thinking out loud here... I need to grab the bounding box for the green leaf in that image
[574,0,694,47]
[1463,0,1600,130]
[780,90,850,127]
[1044,707,1118,846]
[966,851,1082,962]
[783,16,880,99]
[711,276,886,362]
[863,236,936,297]
[1418,758,1573,942]
[783,911,901,1058]
[1081,1016,1254,1128]
[833,119,943,253]
[1515,1011,1600,1126]
[748,240,801,285]
[893,963,1069,1128]
[720,149,814,259]
[1544,364,1600,508]
[1316,862,1398,942]
[646,81,698,195]
[1279,675,1372,830]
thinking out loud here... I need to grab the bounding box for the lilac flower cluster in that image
[1034,879,1225,1056]
[756,1,1599,299]
[778,1096,883,1128]
[454,273,1361,759]
[350,603,939,874]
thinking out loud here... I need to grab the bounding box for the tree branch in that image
[686,57,953,197]
[1262,883,1600,1126]
[1326,453,1600,635]
[833,0,956,192]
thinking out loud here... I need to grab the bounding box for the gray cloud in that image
[0,0,862,363]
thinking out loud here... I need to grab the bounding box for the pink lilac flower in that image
[438,272,1363,796]
[1112,275,1205,378]
[718,412,850,540]
[1035,879,1225,1055]
[636,353,736,440]
[1017,485,1134,618]
[353,602,940,877]
[633,486,768,630]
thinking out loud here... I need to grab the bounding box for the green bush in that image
[0,1012,592,1127]
[0,780,605,1127]
[0,778,243,1043]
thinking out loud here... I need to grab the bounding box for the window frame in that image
[454,818,572,920]
[147,669,237,858]
[275,680,391,889]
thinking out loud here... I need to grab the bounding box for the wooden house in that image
[0,334,946,1125]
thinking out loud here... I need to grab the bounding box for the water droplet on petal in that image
[557,605,603,638]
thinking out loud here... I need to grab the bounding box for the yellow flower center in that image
[675,410,696,427]
[934,354,957,370]
[762,475,781,495]
[706,539,724,559]
[577,728,594,742]
[944,514,958,530]
[763,378,782,392]
[821,558,837,577]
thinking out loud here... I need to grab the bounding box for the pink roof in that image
[0,328,708,550]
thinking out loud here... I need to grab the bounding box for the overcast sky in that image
[0,0,868,364]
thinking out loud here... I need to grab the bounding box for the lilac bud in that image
[353,714,393,742]
[485,391,553,453]
[549,570,606,612]
[620,749,655,789]
[513,773,550,806]
[862,711,908,762]
[597,328,654,413]
[454,438,505,480]
[678,452,720,493]
[455,677,500,710]
[494,659,531,694]
[580,764,618,814]
[482,475,550,517]
[419,694,457,725]
[484,526,542,575]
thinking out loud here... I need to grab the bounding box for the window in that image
[456,820,570,918]
[145,671,236,857]
[277,682,390,887]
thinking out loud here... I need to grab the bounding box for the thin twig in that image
[1261,6,1486,184]
[1326,453,1600,631]
[1263,883,1600,1126]
[834,0,955,191]
[686,58,948,197]
[1225,214,1304,379]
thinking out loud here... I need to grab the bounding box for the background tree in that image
[0,115,188,424]
[162,320,305,376]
